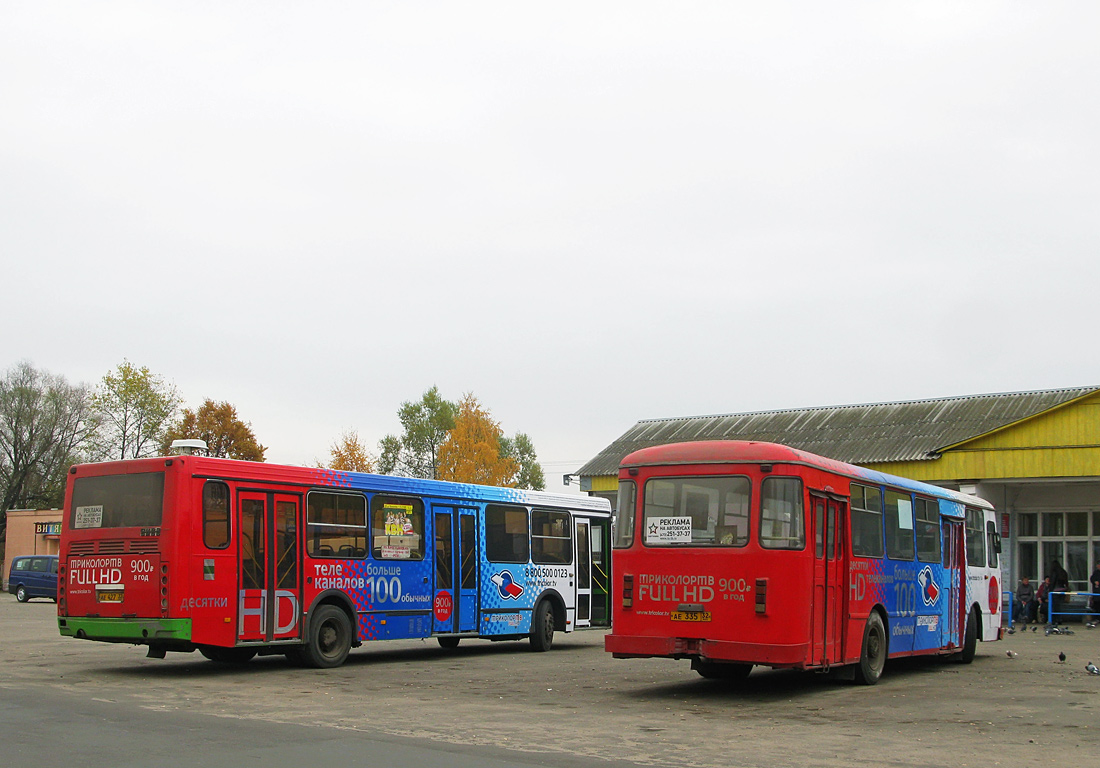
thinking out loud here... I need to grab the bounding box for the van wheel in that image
[15,586,28,603]
[529,601,555,652]
[200,646,257,664]
[301,605,352,668]
[854,612,886,685]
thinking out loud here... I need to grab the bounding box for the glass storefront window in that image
[1017,541,1038,582]
[1042,513,1064,537]
[1066,541,1088,590]
[1017,513,1037,537]
[1067,512,1089,537]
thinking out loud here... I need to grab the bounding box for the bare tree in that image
[0,362,97,536]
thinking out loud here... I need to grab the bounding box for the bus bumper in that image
[605,633,808,666]
[58,617,191,644]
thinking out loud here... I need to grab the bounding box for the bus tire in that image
[854,611,886,685]
[529,600,554,652]
[957,607,979,664]
[15,585,28,603]
[199,646,257,664]
[437,636,460,649]
[693,659,752,680]
[301,604,353,668]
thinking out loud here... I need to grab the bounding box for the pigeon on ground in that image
[1032,626,1038,633]
[1086,662,1099,675]
[1058,652,1067,663]
[1006,650,1018,658]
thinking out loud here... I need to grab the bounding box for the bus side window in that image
[371,496,425,560]
[202,482,230,549]
[759,477,804,550]
[486,505,529,563]
[308,492,368,559]
[850,484,884,558]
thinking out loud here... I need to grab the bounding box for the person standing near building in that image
[1036,576,1052,624]
[1015,576,1037,625]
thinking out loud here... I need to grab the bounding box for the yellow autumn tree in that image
[436,393,519,486]
[327,430,374,472]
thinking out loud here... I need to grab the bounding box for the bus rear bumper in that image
[58,616,191,644]
[606,633,808,666]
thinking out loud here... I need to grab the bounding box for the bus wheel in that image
[693,659,752,680]
[957,607,979,664]
[302,605,352,668]
[199,646,257,664]
[15,586,28,603]
[855,612,886,685]
[437,637,460,649]
[529,601,555,652]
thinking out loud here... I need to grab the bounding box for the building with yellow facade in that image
[575,387,1100,591]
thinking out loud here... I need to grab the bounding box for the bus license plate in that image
[97,591,124,603]
[670,611,711,622]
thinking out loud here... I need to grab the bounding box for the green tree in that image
[377,386,456,479]
[91,360,181,460]
[161,399,266,461]
[0,362,98,535]
[500,432,545,490]
[437,393,518,486]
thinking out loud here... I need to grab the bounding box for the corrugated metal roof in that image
[576,387,1100,477]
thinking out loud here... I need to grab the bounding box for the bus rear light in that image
[622,574,634,609]
[755,578,768,614]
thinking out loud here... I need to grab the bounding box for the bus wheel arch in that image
[854,607,888,685]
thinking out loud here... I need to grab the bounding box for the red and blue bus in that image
[605,441,1001,684]
[57,454,611,667]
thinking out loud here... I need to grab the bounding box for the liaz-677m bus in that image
[606,441,1001,684]
[57,454,611,667]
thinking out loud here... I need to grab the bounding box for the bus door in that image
[237,491,302,643]
[942,519,965,649]
[575,518,592,628]
[590,519,611,627]
[432,506,478,635]
[826,497,845,664]
[810,494,845,667]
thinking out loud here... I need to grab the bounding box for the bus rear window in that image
[70,472,165,529]
[642,476,750,547]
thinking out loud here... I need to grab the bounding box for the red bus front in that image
[605,442,852,678]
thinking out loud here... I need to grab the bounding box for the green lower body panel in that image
[58,616,191,643]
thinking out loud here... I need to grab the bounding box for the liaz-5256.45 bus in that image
[605,441,1001,684]
[57,454,611,667]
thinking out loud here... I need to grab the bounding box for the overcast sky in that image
[3,3,1098,487]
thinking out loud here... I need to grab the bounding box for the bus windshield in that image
[70,472,165,529]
